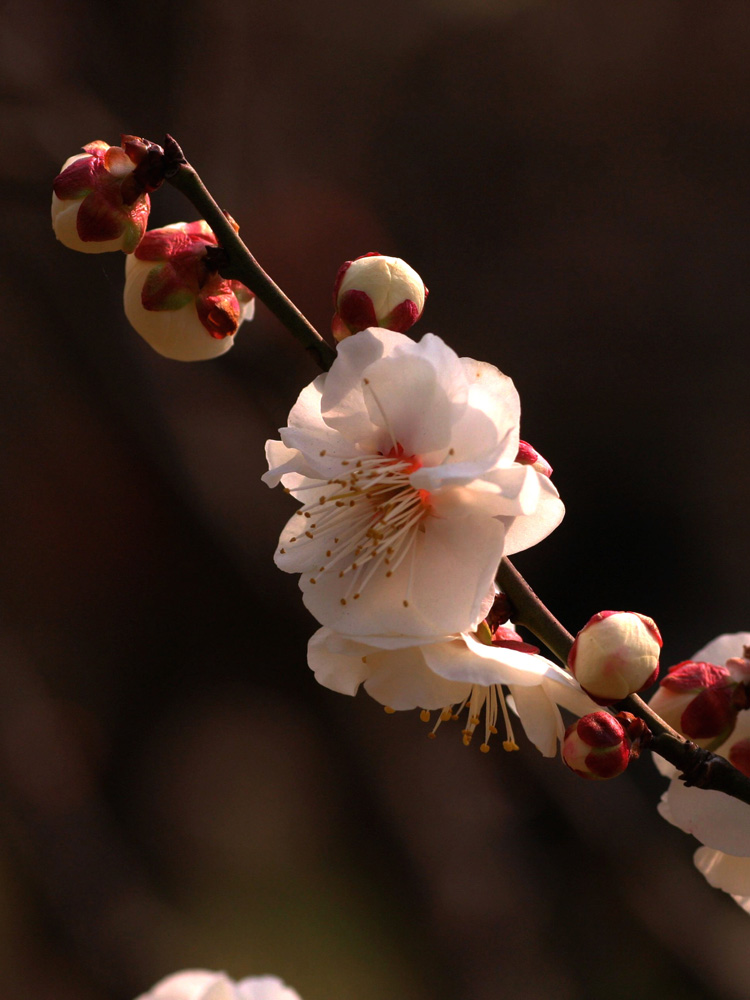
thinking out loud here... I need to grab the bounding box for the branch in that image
[162,135,337,373]
[157,136,750,809]
[497,557,750,805]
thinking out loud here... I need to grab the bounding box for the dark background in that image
[1,1,750,997]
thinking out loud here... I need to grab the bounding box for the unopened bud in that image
[515,440,553,477]
[562,712,633,779]
[332,252,427,340]
[648,660,738,748]
[123,221,255,361]
[52,137,159,253]
[568,610,661,704]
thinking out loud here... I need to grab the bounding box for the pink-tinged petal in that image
[320,327,411,444]
[300,510,506,637]
[358,353,457,456]
[665,779,750,856]
[459,358,521,463]
[82,140,109,156]
[498,472,565,555]
[694,848,750,898]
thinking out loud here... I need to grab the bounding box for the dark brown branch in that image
[163,135,337,372]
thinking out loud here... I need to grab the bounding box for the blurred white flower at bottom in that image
[136,970,303,1000]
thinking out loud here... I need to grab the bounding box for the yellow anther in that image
[402,599,409,607]
[280,547,286,554]
[480,743,491,754]
[384,705,395,714]
[420,709,431,723]
[340,598,347,605]
[503,740,520,752]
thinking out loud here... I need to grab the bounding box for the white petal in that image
[664,779,750,856]
[691,632,750,666]
[508,684,563,757]
[262,440,313,487]
[422,633,551,687]
[362,646,470,710]
[498,472,565,555]
[319,328,407,444]
[140,971,235,1000]
[300,510,506,636]
[307,628,374,695]
[461,358,521,461]
[236,977,302,1000]
[358,352,458,455]
[694,847,750,900]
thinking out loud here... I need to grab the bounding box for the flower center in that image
[289,445,433,606]
[420,685,520,754]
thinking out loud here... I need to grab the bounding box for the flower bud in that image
[52,137,160,253]
[123,221,255,361]
[331,252,427,340]
[648,660,738,748]
[562,711,632,779]
[568,610,661,704]
[515,440,553,477]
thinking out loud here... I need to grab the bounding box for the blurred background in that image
[1,0,750,997]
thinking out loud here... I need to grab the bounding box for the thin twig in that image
[163,135,337,372]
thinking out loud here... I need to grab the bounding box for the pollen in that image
[428,683,520,754]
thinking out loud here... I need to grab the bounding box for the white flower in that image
[655,632,750,914]
[135,970,303,1000]
[263,328,564,637]
[308,624,597,754]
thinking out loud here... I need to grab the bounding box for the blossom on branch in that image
[308,622,596,754]
[332,253,427,341]
[653,632,750,913]
[124,221,255,361]
[263,328,564,636]
[135,970,303,1000]
[52,137,157,253]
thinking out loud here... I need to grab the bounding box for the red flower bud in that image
[562,712,633,780]
[649,660,738,748]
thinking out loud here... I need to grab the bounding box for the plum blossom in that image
[654,632,750,913]
[124,221,255,361]
[135,969,303,1000]
[308,622,597,755]
[263,328,564,637]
